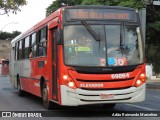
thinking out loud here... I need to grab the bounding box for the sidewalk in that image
[146,77,160,89]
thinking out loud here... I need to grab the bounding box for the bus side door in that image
[51,28,58,101]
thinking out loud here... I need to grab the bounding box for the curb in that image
[146,83,160,90]
[146,77,160,89]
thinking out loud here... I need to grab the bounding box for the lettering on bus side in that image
[111,73,130,79]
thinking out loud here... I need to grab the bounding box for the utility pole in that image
[139,8,146,45]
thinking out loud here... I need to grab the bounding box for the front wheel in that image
[42,83,53,110]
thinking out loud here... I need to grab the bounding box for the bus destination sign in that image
[67,9,135,21]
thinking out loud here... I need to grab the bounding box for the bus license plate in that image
[100,94,115,99]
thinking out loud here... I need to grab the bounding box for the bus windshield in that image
[63,24,144,67]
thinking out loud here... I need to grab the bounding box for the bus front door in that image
[51,29,58,101]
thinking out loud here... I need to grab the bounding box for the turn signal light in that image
[140,73,145,79]
[63,75,68,80]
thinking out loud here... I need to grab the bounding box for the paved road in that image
[0,76,160,120]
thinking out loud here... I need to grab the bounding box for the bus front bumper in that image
[60,84,146,106]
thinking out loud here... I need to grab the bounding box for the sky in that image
[0,0,54,33]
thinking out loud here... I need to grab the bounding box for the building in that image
[0,40,11,76]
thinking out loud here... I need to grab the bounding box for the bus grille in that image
[76,77,135,82]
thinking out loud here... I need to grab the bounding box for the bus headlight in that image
[135,73,146,87]
[68,82,75,87]
[63,75,76,89]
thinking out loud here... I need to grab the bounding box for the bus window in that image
[105,25,143,66]
[38,27,47,56]
[29,33,37,58]
[18,40,23,59]
[24,36,30,59]
[64,25,105,66]
[15,42,17,60]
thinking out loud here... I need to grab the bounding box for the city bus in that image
[10,5,146,109]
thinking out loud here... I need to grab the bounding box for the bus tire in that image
[17,78,25,96]
[42,83,53,110]
[103,103,116,109]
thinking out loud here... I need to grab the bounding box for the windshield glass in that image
[63,25,144,67]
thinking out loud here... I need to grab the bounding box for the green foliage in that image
[118,0,143,9]
[46,0,83,16]
[81,0,101,5]
[145,5,160,74]
[0,0,27,15]
[0,31,21,40]
[146,44,160,74]
[148,21,160,31]
[46,1,59,17]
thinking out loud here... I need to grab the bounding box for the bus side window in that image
[37,27,47,57]
[29,33,37,58]
[15,43,17,60]
[18,40,23,60]
[24,36,30,59]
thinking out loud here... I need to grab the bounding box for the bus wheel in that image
[103,103,116,109]
[42,83,52,110]
[17,80,25,96]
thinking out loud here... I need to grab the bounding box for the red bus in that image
[10,6,146,109]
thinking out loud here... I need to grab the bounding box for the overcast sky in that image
[0,0,54,33]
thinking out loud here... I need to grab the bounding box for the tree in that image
[46,0,83,16]
[0,31,21,40]
[145,4,160,74]
[0,0,27,15]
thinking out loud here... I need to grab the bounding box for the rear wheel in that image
[17,78,25,96]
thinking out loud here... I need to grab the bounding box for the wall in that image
[0,40,11,59]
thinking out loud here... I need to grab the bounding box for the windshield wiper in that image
[120,22,124,49]
[81,20,100,41]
